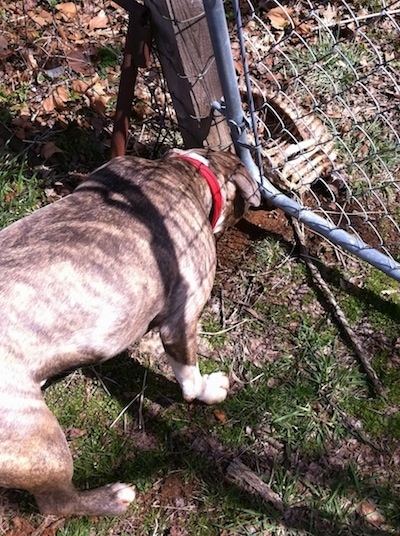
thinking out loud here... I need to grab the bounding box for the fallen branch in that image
[226,458,285,512]
[190,436,285,511]
[292,219,386,398]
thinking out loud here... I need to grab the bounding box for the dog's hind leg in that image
[0,391,135,516]
[159,317,229,405]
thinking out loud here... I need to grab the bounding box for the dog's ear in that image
[231,167,261,208]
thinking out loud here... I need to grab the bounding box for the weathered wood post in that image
[144,0,231,150]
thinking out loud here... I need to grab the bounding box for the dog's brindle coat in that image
[0,149,260,516]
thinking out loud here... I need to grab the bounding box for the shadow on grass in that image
[0,105,111,175]
[239,215,400,326]
[71,353,400,536]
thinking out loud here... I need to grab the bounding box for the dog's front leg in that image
[169,358,230,404]
[160,321,229,405]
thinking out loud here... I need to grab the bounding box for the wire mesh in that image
[232,0,400,273]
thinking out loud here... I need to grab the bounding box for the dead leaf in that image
[55,2,79,18]
[214,409,227,423]
[89,94,109,116]
[267,7,293,30]
[89,9,109,31]
[41,141,63,159]
[87,80,112,116]
[65,426,87,439]
[357,501,385,527]
[30,8,53,27]
[169,527,188,536]
[24,0,39,10]
[321,4,337,26]
[231,41,244,75]
[11,113,33,140]
[39,518,66,536]
[67,49,95,76]
[53,85,70,110]
[72,79,90,94]
[0,35,8,51]
[90,81,107,96]
[42,94,55,113]
[5,516,35,536]
[21,47,38,70]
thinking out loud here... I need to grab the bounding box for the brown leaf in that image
[67,49,95,76]
[5,517,35,535]
[89,10,109,31]
[267,7,293,30]
[24,0,39,10]
[42,94,55,113]
[87,81,112,116]
[40,519,66,536]
[53,86,70,110]
[321,4,337,25]
[20,47,38,70]
[90,81,107,96]
[169,527,189,536]
[89,95,108,116]
[41,141,63,159]
[214,409,227,423]
[30,9,53,27]
[72,79,90,94]
[231,42,244,75]
[0,35,8,52]
[357,501,385,527]
[65,426,87,439]
[55,2,79,18]
[11,112,33,140]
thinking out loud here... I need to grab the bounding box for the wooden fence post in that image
[144,0,231,150]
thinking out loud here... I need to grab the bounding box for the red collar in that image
[177,154,223,229]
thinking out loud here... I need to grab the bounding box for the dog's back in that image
[0,156,216,381]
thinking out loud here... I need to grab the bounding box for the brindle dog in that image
[0,149,260,516]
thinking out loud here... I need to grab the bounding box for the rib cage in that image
[247,87,338,193]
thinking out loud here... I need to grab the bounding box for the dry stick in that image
[191,437,285,512]
[226,458,285,512]
[318,8,400,29]
[291,219,386,398]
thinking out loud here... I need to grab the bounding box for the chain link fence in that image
[226,0,400,279]
[136,0,400,281]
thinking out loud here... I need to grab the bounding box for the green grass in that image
[334,116,400,183]
[276,22,400,192]
[2,4,400,530]
[0,84,30,117]
[95,46,123,78]
[281,34,375,99]
[0,150,45,228]
[1,148,400,533]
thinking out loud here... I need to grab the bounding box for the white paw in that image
[197,371,230,404]
[110,482,136,508]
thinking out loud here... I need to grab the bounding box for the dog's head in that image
[166,149,261,233]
